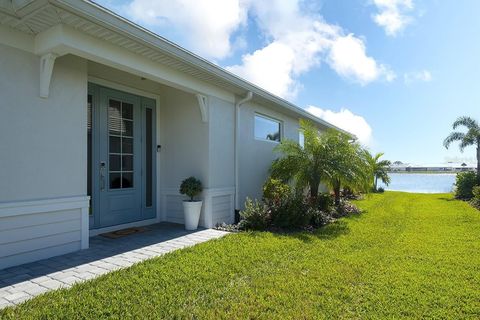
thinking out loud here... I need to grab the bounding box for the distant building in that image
[390,162,476,172]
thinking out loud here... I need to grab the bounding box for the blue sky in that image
[95,0,479,164]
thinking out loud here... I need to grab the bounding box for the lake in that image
[378,173,456,193]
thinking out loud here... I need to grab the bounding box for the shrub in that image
[239,198,270,230]
[334,200,361,218]
[308,207,331,227]
[271,194,312,229]
[377,187,385,193]
[454,172,478,200]
[312,193,335,213]
[342,187,360,199]
[179,177,203,201]
[262,178,291,207]
[470,186,480,210]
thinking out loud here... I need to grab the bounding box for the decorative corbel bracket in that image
[195,93,209,123]
[39,52,58,98]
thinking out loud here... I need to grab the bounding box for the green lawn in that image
[2,192,479,319]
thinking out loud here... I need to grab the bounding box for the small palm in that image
[365,151,391,191]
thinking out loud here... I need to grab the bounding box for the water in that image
[378,173,456,193]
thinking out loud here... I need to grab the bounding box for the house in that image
[0,0,347,270]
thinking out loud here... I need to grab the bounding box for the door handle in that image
[100,161,106,191]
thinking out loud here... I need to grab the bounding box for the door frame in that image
[87,77,161,235]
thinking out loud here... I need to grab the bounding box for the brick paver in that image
[0,223,228,309]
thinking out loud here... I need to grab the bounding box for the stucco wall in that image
[0,44,89,269]
[208,96,235,188]
[159,87,209,189]
[159,87,210,224]
[237,101,302,209]
[0,44,87,202]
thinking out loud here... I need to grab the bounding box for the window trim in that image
[254,113,283,143]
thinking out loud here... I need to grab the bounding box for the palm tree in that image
[444,116,480,181]
[271,120,369,205]
[364,151,391,191]
[270,119,331,199]
[321,130,370,205]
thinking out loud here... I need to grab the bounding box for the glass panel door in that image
[97,88,142,228]
[88,83,157,229]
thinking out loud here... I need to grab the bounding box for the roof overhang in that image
[0,0,355,137]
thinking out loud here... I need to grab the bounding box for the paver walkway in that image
[0,223,228,309]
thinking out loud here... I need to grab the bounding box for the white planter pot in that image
[183,201,203,230]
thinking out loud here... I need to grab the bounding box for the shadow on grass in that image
[312,220,350,240]
[242,211,366,243]
[269,219,351,243]
[342,211,366,220]
[437,197,456,202]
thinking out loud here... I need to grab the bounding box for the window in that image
[299,130,304,148]
[108,99,134,189]
[254,114,281,142]
[87,94,93,215]
[145,108,153,207]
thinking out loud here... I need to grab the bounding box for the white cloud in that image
[124,0,394,99]
[305,106,373,146]
[372,0,414,36]
[126,0,248,59]
[227,1,393,98]
[403,70,432,84]
[226,6,341,99]
[227,42,300,99]
[328,34,396,85]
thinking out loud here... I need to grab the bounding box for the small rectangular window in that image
[87,94,93,215]
[299,130,304,148]
[254,114,281,142]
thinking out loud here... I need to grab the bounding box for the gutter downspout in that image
[234,91,253,212]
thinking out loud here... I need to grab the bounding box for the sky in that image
[94,0,480,164]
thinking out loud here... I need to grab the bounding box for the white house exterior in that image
[0,0,347,270]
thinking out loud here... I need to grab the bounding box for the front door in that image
[88,84,156,229]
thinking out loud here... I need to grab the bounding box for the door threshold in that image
[89,218,160,237]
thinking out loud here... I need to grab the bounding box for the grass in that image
[2,192,479,319]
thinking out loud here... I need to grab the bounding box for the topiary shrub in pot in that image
[180,177,203,230]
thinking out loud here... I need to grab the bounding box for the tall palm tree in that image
[443,116,480,181]
[321,130,370,205]
[364,151,391,191]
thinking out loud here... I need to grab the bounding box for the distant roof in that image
[391,162,476,168]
